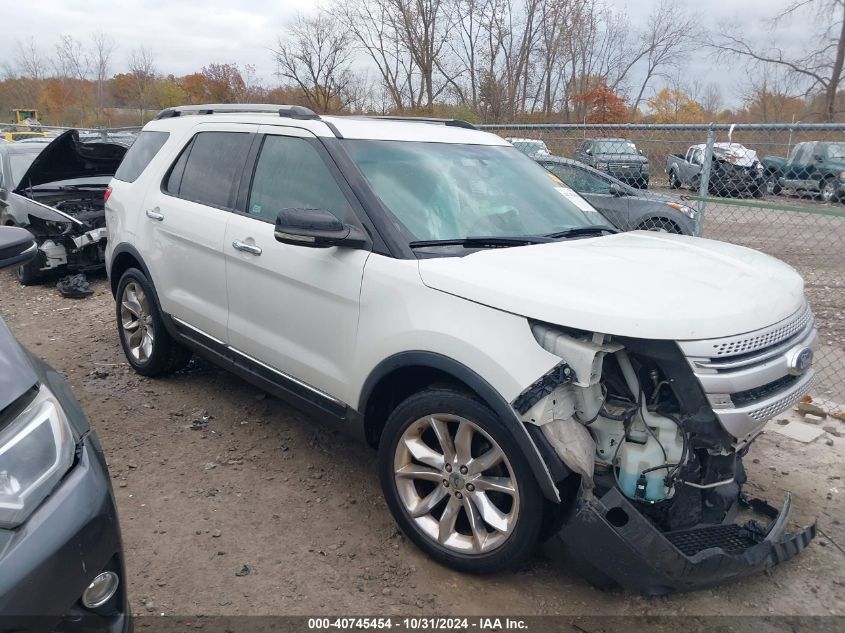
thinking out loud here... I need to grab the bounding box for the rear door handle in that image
[145,208,164,221]
[232,240,262,256]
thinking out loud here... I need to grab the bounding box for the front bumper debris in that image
[544,487,816,595]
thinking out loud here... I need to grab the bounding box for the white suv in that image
[106,104,817,594]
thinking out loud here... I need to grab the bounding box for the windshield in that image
[8,152,39,188]
[343,140,607,242]
[593,140,637,154]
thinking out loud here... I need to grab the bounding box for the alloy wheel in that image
[120,281,154,363]
[393,414,519,554]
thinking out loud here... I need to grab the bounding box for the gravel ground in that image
[0,269,843,622]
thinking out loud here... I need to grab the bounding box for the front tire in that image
[668,170,681,189]
[378,389,543,574]
[116,268,192,376]
[16,259,42,286]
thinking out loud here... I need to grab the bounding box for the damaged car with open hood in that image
[1,129,130,286]
[105,106,818,595]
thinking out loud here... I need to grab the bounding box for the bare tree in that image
[390,0,452,110]
[338,0,420,111]
[709,0,845,121]
[128,46,158,121]
[620,0,698,113]
[15,37,47,80]
[92,31,116,119]
[53,34,91,80]
[275,13,357,112]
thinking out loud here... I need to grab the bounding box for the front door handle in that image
[232,240,262,256]
[145,208,164,221]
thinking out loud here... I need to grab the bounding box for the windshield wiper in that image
[544,225,619,239]
[409,235,553,249]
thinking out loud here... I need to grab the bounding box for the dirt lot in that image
[0,269,843,621]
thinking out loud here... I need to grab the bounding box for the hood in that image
[418,232,805,341]
[13,129,127,193]
[0,318,38,413]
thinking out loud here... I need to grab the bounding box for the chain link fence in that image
[484,123,845,404]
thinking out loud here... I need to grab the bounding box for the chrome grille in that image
[710,304,812,357]
[677,301,818,446]
[748,374,816,421]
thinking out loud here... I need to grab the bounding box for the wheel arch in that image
[109,242,152,297]
[358,351,564,503]
[637,217,681,233]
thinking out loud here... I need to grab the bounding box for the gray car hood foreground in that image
[0,318,38,413]
[418,231,805,341]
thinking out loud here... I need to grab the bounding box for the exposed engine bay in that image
[4,129,128,282]
[516,321,817,593]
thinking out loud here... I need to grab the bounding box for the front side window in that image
[247,135,353,223]
[344,140,606,242]
[164,131,251,208]
[547,164,612,194]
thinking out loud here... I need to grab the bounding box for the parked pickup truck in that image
[762,141,845,202]
[667,143,765,198]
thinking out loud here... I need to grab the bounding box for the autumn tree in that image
[647,87,704,123]
[571,81,627,123]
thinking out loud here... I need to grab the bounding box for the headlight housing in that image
[665,202,697,220]
[0,385,75,529]
[838,171,845,179]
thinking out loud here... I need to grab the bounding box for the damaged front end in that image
[7,130,128,282]
[516,309,817,594]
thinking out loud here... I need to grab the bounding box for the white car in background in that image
[104,105,817,594]
[504,137,551,156]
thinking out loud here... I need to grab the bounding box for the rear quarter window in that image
[114,131,169,183]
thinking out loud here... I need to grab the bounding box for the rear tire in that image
[378,388,543,574]
[115,268,192,376]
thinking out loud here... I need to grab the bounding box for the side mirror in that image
[609,183,625,197]
[585,148,592,155]
[274,208,368,249]
[0,226,37,269]
[814,154,824,162]
[638,149,644,155]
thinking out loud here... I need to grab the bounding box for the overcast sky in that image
[0,0,813,108]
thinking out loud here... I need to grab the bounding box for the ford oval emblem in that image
[786,346,814,376]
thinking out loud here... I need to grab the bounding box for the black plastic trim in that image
[359,351,561,502]
[512,361,577,414]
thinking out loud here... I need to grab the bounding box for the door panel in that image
[225,126,370,402]
[139,123,256,341]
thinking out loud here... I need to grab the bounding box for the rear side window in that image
[164,131,251,209]
[114,131,169,182]
[247,135,353,223]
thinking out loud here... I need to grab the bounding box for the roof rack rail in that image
[154,104,319,121]
[358,115,477,130]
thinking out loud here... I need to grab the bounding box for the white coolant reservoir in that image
[617,408,684,501]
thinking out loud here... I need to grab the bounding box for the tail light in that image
[104,186,112,203]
